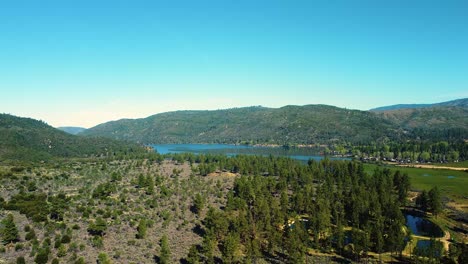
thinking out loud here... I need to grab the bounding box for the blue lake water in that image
[405,214,444,237]
[151,144,349,162]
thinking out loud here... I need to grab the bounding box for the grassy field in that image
[364,163,468,202]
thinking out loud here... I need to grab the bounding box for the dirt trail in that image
[439,231,451,252]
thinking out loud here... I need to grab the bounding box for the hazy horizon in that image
[2,1,468,127]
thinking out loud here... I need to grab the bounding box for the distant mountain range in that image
[57,126,87,135]
[0,114,142,162]
[369,98,468,111]
[2,98,466,162]
[81,99,468,145]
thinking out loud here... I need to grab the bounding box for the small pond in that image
[405,214,444,237]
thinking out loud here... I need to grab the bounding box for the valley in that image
[1,100,467,264]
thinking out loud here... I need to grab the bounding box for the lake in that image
[405,214,444,237]
[151,144,349,162]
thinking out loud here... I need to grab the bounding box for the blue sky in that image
[1,0,467,127]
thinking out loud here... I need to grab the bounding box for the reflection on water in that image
[405,214,443,237]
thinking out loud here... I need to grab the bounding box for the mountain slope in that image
[370,98,468,111]
[57,126,87,135]
[0,114,143,162]
[82,105,404,145]
[375,106,468,130]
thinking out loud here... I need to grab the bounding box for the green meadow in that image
[364,164,468,202]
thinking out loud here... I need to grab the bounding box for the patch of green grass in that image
[363,163,468,201]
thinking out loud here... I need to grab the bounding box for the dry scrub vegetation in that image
[0,157,234,263]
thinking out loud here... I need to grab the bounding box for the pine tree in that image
[98,252,112,264]
[159,235,171,264]
[146,176,155,195]
[428,186,442,217]
[221,233,240,264]
[16,256,26,264]
[137,219,147,239]
[192,193,205,215]
[416,190,429,212]
[1,214,19,244]
[34,248,49,264]
[186,244,200,264]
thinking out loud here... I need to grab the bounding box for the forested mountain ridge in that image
[369,98,468,111]
[81,105,404,145]
[0,114,143,162]
[81,102,468,145]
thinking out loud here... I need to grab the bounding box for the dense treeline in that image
[352,139,467,162]
[178,155,411,263]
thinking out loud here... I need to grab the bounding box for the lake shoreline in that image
[150,143,351,162]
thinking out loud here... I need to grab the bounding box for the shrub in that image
[16,256,26,264]
[34,248,49,264]
[25,229,36,241]
[60,234,71,244]
[15,243,24,251]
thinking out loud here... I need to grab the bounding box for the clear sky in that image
[1,0,467,128]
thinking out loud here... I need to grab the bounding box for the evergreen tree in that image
[159,235,171,264]
[146,175,155,195]
[34,248,49,264]
[428,186,442,217]
[416,190,429,212]
[16,256,26,264]
[98,252,112,264]
[201,235,215,264]
[0,214,19,244]
[137,174,146,188]
[192,193,205,215]
[186,244,200,264]
[221,233,240,263]
[136,218,147,239]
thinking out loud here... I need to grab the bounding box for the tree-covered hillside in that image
[375,106,468,131]
[81,105,404,145]
[81,104,468,145]
[0,114,143,162]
